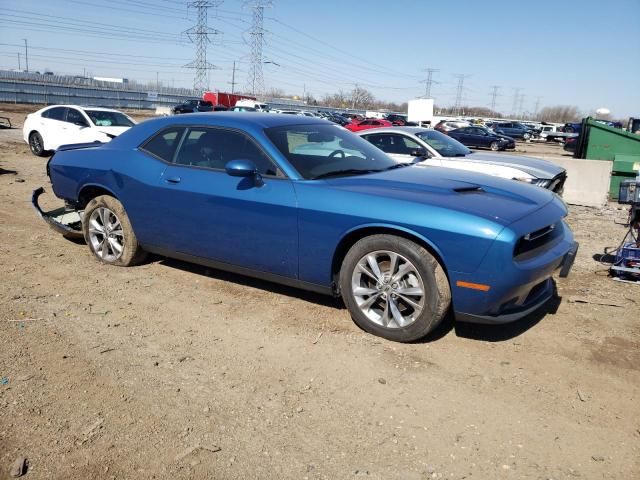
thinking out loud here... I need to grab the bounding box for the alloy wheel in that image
[351,250,426,329]
[88,207,125,262]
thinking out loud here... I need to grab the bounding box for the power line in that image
[183,1,222,93]
[245,0,272,96]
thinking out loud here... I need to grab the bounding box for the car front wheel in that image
[29,131,47,157]
[82,195,146,267]
[490,141,500,151]
[339,235,451,342]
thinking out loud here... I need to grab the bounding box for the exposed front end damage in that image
[31,187,84,240]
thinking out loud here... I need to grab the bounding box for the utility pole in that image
[17,53,21,71]
[420,67,439,98]
[511,88,522,117]
[156,71,159,88]
[489,85,500,111]
[229,60,237,94]
[245,1,272,96]
[23,39,29,72]
[453,74,470,116]
[183,1,221,93]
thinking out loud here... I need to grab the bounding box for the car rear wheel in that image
[29,131,47,157]
[339,235,451,342]
[82,195,146,267]
[489,141,500,151]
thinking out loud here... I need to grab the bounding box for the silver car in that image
[357,127,567,194]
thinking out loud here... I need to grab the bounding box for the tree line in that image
[261,86,618,124]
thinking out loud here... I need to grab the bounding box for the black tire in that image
[522,132,531,141]
[489,141,500,151]
[339,235,451,342]
[29,131,47,157]
[82,195,146,267]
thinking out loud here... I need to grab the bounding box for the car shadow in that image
[452,291,562,342]
[114,252,562,343]
[0,166,17,175]
[156,256,345,310]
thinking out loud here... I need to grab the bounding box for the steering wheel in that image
[328,149,346,159]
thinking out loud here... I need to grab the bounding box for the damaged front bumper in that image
[31,187,84,239]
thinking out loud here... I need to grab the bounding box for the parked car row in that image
[33,111,577,343]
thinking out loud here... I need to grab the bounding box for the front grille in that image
[514,222,562,259]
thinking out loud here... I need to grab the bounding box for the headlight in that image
[513,177,551,188]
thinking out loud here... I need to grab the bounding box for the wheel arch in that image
[76,184,119,209]
[331,224,449,293]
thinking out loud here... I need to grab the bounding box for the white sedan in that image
[357,127,567,195]
[23,105,136,156]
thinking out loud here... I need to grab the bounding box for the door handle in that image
[165,176,181,184]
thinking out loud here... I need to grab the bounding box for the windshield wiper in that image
[312,169,382,180]
[383,162,414,170]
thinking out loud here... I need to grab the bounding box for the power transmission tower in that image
[245,0,272,96]
[229,60,238,94]
[453,74,470,116]
[489,85,501,111]
[518,94,526,118]
[534,96,542,118]
[511,88,522,117]
[420,68,439,98]
[183,1,222,93]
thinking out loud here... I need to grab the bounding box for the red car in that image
[345,118,393,132]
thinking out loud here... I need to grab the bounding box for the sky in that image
[0,0,639,117]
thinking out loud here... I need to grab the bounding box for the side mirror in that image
[225,159,258,177]
[75,121,88,128]
[409,148,428,158]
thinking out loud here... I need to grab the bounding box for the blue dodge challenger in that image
[33,113,577,342]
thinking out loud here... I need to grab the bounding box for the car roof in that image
[41,105,124,113]
[355,126,430,135]
[139,112,329,130]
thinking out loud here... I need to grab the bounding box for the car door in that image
[469,127,490,147]
[151,126,299,278]
[63,108,93,145]
[361,132,425,163]
[449,128,470,146]
[39,106,67,150]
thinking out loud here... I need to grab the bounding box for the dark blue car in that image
[448,126,515,151]
[34,113,577,342]
[490,122,533,140]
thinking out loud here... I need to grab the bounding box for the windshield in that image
[265,124,397,179]
[415,130,471,157]
[85,110,135,127]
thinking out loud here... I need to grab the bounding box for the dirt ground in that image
[1,104,638,480]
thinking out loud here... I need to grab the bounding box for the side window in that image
[398,135,422,152]
[66,108,89,126]
[140,127,186,162]
[174,127,281,176]
[45,107,66,121]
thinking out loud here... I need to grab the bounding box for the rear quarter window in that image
[140,127,186,162]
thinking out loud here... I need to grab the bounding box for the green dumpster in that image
[575,117,640,199]
[610,155,640,199]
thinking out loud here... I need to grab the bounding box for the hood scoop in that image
[453,185,484,193]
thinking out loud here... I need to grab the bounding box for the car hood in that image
[324,166,557,225]
[448,152,565,179]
